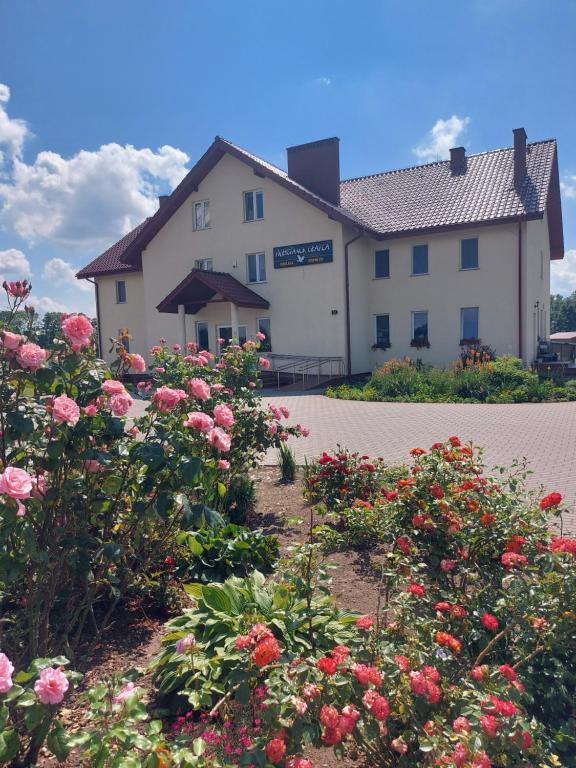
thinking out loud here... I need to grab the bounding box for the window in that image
[115,280,126,304]
[247,252,266,283]
[217,325,247,349]
[193,200,210,230]
[412,245,428,275]
[461,238,479,270]
[196,322,209,351]
[374,249,390,279]
[257,318,271,351]
[194,258,213,271]
[412,311,429,342]
[374,314,390,347]
[460,307,479,342]
[244,190,264,222]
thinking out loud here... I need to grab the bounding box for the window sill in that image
[371,343,391,351]
[411,272,429,277]
[247,280,267,286]
[460,266,479,272]
[243,218,264,223]
[193,226,212,232]
[373,276,390,280]
[410,339,431,349]
[460,338,481,346]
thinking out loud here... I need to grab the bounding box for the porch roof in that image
[156,269,270,314]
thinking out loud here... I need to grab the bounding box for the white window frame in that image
[115,280,126,304]
[196,321,209,351]
[194,258,213,271]
[374,314,390,347]
[217,325,248,350]
[411,310,429,340]
[411,244,429,276]
[193,200,210,230]
[460,307,479,341]
[244,189,264,222]
[246,252,266,284]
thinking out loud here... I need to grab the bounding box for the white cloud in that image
[0,247,31,278]
[413,115,470,163]
[0,143,190,249]
[0,83,29,163]
[551,249,576,296]
[33,295,70,314]
[314,77,332,87]
[560,176,576,199]
[43,257,92,292]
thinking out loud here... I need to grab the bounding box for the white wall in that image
[95,273,145,364]
[524,214,551,364]
[141,152,348,361]
[351,223,522,369]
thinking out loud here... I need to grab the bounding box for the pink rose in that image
[213,403,234,428]
[31,472,47,499]
[61,314,93,351]
[256,331,266,341]
[208,427,231,453]
[189,378,211,401]
[83,404,98,417]
[259,357,270,370]
[286,759,312,768]
[172,344,181,352]
[391,737,408,755]
[0,653,14,693]
[200,350,214,362]
[280,406,290,418]
[109,391,133,416]
[34,667,69,705]
[0,466,33,499]
[212,383,225,392]
[441,559,457,572]
[52,395,80,426]
[102,379,126,395]
[83,460,102,473]
[184,411,214,432]
[153,386,188,413]
[113,681,138,704]
[155,367,165,373]
[128,353,146,373]
[217,459,230,470]
[1,331,25,350]
[16,343,47,371]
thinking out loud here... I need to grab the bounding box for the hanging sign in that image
[273,240,333,269]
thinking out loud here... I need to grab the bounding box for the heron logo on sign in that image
[273,240,333,269]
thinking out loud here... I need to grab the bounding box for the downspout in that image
[85,278,103,358]
[517,218,523,362]
[344,228,363,378]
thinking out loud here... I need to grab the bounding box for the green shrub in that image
[176,524,279,583]
[278,441,297,483]
[216,474,256,524]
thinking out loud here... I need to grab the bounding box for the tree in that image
[550,292,576,333]
[37,312,64,348]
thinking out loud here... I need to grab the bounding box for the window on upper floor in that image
[461,307,479,343]
[116,280,126,304]
[247,252,266,283]
[374,249,390,279]
[412,310,429,343]
[193,200,210,230]
[461,238,479,270]
[412,244,428,275]
[374,314,390,348]
[194,258,213,271]
[244,190,264,222]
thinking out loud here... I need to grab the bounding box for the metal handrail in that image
[264,353,344,389]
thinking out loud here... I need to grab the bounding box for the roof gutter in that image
[85,278,103,358]
[344,228,364,377]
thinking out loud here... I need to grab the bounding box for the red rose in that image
[252,636,280,667]
[481,612,499,631]
[498,664,517,681]
[408,582,426,598]
[265,738,286,764]
[540,492,562,510]
[317,656,338,675]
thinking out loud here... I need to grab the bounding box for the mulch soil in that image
[37,467,381,768]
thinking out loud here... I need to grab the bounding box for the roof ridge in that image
[340,139,557,185]
[216,135,288,175]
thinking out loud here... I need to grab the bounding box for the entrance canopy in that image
[156,269,269,314]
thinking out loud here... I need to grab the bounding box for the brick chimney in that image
[450,146,466,174]
[287,137,340,205]
[513,128,527,189]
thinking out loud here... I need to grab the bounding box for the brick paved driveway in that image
[262,394,576,533]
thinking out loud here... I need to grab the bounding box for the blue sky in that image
[0,0,575,315]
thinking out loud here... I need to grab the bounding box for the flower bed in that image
[326,355,576,403]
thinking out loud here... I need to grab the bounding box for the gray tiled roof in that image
[339,140,556,234]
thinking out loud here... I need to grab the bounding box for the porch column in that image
[230,302,239,341]
[178,304,186,350]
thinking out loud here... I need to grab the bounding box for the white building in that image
[77,129,564,376]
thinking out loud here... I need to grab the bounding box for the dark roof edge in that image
[76,265,141,279]
[119,137,376,266]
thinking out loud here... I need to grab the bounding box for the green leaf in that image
[6,411,35,434]
[47,721,71,761]
[202,585,232,613]
[180,456,203,485]
[0,729,20,762]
